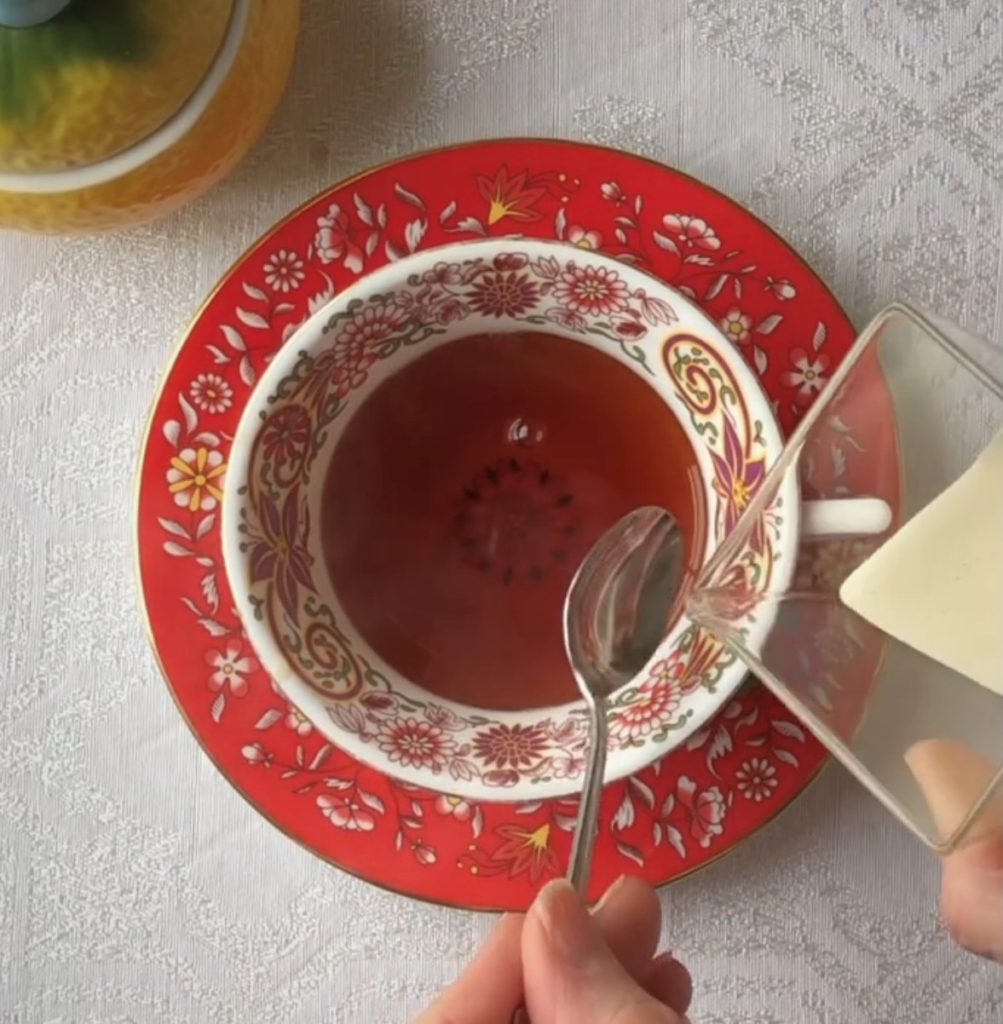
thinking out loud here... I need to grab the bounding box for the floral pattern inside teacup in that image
[224,240,787,799]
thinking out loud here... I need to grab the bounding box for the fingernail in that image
[593,874,630,912]
[534,878,603,965]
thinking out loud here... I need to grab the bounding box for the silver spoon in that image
[563,506,685,894]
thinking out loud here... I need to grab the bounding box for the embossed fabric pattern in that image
[1,1,1002,1021]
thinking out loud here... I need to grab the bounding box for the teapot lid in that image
[0,0,235,176]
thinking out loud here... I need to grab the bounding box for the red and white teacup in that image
[223,238,880,799]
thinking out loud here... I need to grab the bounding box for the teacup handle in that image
[802,497,892,539]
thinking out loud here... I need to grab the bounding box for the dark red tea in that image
[321,331,704,710]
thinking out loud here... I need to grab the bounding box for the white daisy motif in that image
[263,249,305,293]
[189,373,233,414]
[736,757,778,801]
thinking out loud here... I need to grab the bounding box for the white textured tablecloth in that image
[2,1,1001,1021]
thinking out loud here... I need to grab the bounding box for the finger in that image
[906,740,1002,843]
[941,839,1003,962]
[592,874,663,982]
[413,912,524,1024]
[645,952,693,1016]
[522,878,684,1023]
[416,876,677,1022]
[906,739,1003,961]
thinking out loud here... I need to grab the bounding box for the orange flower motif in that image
[475,165,549,226]
[167,446,226,512]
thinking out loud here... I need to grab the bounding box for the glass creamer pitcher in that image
[686,302,1003,852]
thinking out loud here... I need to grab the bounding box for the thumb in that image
[522,879,683,1023]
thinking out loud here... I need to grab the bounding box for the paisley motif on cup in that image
[300,620,363,700]
[662,334,725,417]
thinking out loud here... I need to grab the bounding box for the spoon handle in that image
[567,698,608,895]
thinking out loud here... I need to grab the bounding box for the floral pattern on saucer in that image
[137,139,898,908]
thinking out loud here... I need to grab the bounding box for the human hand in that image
[940,828,1003,962]
[413,875,692,1023]
[520,878,691,1022]
[908,739,1003,962]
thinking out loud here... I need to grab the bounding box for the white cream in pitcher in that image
[840,430,1003,695]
